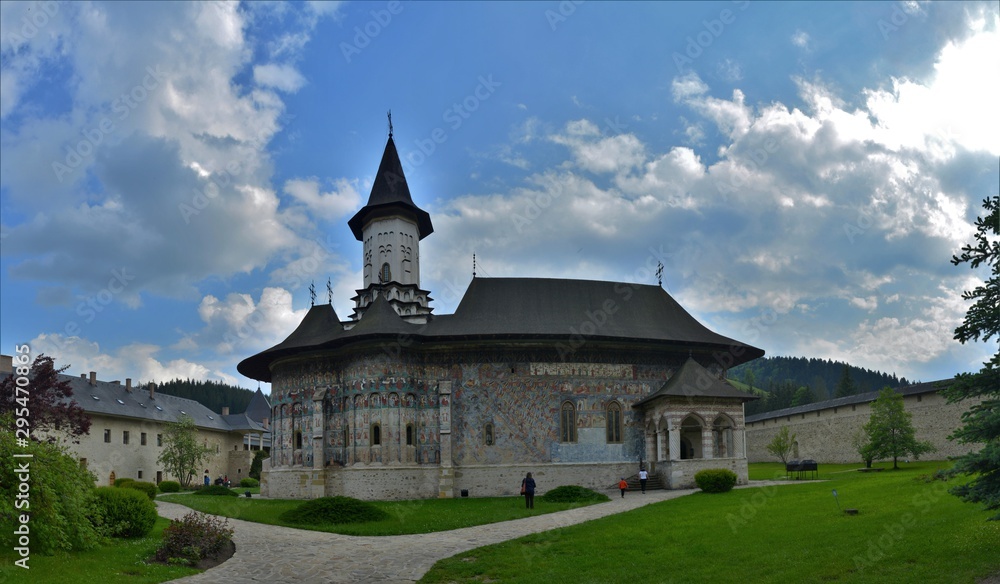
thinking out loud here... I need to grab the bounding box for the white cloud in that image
[283,177,361,220]
[253,63,307,93]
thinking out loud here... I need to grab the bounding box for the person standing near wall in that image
[618,477,628,498]
[522,472,536,509]
[639,468,648,494]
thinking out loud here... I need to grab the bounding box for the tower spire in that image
[387,109,393,138]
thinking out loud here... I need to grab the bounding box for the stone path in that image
[159,482,793,584]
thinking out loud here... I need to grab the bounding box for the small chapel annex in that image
[238,130,764,500]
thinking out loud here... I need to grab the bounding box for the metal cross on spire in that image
[656,262,663,288]
[326,278,333,305]
[473,252,477,279]
[309,281,316,306]
[387,109,393,138]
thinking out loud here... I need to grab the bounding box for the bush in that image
[249,450,269,480]
[113,477,135,489]
[92,486,157,538]
[279,496,390,525]
[694,469,738,493]
[239,477,259,488]
[158,480,181,493]
[155,511,234,566]
[0,421,102,554]
[194,484,238,497]
[126,480,158,500]
[540,485,610,503]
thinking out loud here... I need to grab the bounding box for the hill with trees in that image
[147,379,259,415]
[730,356,912,416]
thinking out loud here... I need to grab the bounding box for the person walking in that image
[522,472,536,509]
[618,477,628,498]
[639,468,648,494]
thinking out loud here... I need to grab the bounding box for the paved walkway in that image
[159,482,790,584]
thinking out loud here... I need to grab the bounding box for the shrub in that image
[695,469,738,493]
[158,480,181,493]
[249,450,269,480]
[0,420,102,554]
[279,496,390,525]
[194,485,238,497]
[239,477,259,488]
[540,485,610,503]
[155,511,234,566]
[126,480,158,500]
[92,486,157,538]
[113,477,135,489]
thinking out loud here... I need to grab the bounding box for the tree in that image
[943,194,1000,520]
[249,449,270,480]
[0,353,91,442]
[157,415,212,488]
[791,386,815,407]
[851,428,877,469]
[863,387,934,469]
[766,426,796,465]
[834,364,857,398]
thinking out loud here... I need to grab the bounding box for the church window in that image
[406,424,413,446]
[606,402,622,443]
[343,427,349,447]
[295,430,303,450]
[560,402,577,443]
[380,263,391,283]
[484,423,494,446]
[371,423,381,446]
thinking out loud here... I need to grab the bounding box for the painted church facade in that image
[238,133,764,500]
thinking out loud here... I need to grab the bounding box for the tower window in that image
[606,402,622,443]
[484,423,494,446]
[560,401,577,443]
[380,263,391,283]
[406,424,414,446]
[371,423,381,446]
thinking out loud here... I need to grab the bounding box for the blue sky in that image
[1,1,997,391]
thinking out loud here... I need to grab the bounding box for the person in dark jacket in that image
[522,472,536,509]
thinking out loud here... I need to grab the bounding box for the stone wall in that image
[746,391,982,464]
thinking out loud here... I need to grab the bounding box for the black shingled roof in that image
[632,357,758,408]
[238,277,765,382]
[347,136,433,240]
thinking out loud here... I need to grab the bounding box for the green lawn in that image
[157,492,597,536]
[0,517,199,584]
[421,462,1000,584]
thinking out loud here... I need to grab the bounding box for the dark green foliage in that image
[863,387,935,469]
[113,477,135,489]
[945,194,1000,520]
[834,364,858,398]
[539,485,610,503]
[0,419,102,554]
[158,480,181,493]
[126,480,158,500]
[279,496,391,525]
[249,449,269,480]
[239,477,259,488]
[151,379,254,416]
[0,354,91,442]
[92,486,157,538]
[734,356,909,416]
[694,469,737,493]
[155,511,233,566]
[157,414,212,488]
[194,485,238,497]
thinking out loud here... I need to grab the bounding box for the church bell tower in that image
[347,123,434,323]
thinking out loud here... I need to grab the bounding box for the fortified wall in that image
[745,380,981,464]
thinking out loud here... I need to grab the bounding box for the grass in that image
[420,462,1000,584]
[0,517,199,584]
[158,492,599,536]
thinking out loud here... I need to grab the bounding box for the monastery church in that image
[238,129,764,500]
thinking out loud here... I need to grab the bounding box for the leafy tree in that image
[766,426,796,465]
[851,428,877,469]
[834,364,858,398]
[863,387,934,469]
[0,353,91,442]
[943,194,1000,520]
[791,386,814,407]
[158,415,212,488]
[0,415,102,554]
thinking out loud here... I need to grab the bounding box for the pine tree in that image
[943,194,1000,520]
[834,364,857,398]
